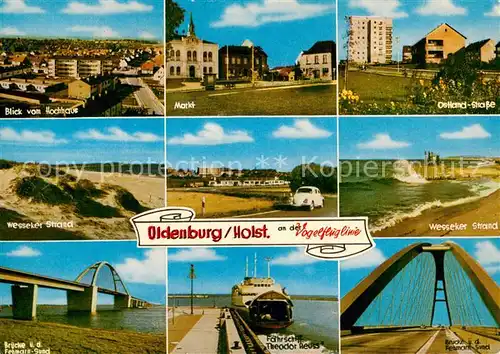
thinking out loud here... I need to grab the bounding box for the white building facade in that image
[166,15,219,80]
[349,16,393,64]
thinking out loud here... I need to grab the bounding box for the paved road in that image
[125,77,164,115]
[236,196,337,218]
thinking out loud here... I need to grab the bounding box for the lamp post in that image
[395,36,400,72]
[189,264,196,315]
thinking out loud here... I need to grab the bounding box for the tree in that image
[342,16,356,90]
[166,0,185,45]
[289,164,337,194]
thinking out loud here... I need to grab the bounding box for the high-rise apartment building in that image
[48,57,114,78]
[348,16,393,64]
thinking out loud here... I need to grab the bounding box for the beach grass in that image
[166,84,336,116]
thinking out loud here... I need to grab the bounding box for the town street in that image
[125,77,164,116]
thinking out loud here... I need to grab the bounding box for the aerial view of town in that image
[0,0,164,117]
[166,0,337,116]
[339,0,500,115]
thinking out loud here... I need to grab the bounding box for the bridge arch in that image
[341,242,500,330]
[75,261,130,295]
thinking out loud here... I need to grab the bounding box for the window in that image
[306,57,310,64]
[193,51,197,62]
[243,57,248,65]
[170,66,174,75]
[187,51,192,61]
[203,67,207,73]
[237,57,241,64]
[209,67,213,73]
[170,50,174,59]
[176,66,180,75]
[314,55,319,64]
[256,58,260,64]
[203,52,207,62]
[323,54,328,64]
[231,57,236,64]
[208,52,213,62]
[175,50,180,60]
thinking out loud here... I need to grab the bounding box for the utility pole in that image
[251,45,255,85]
[226,46,229,79]
[189,264,196,315]
[395,36,400,72]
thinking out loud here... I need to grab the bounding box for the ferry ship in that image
[231,255,293,330]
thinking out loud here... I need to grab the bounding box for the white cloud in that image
[115,249,165,284]
[341,248,386,269]
[272,119,332,139]
[416,0,467,16]
[272,248,319,265]
[349,0,408,18]
[0,127,68,144]
[168,123,254,145]
[439,124,491,140]
[485,3,500,16]
[6,246,41,257]
[74,127,162,142]
[357,133,410,149]
[474,241,500,275]
[62,0,153,15]
[211,0,334,28]
[169,248,226,262]
[68,25,120,38]
[0,0,45,14]
[139,31,156,39]
[0,27,26,36]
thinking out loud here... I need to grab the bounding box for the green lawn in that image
[166,84,336,116]
[339,71,411,104]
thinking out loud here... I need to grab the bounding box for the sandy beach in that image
[0,319,165,354]
[374,189,500,237]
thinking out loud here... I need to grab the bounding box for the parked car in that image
[292,186,324,210]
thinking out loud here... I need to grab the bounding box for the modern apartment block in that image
[411,23,466,64]
[348,16,393,64]
[48,57,114,78]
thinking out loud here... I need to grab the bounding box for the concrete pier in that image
[114,294,132,309]
[11,285,38,320]
[67,286,97,314]
[171,308,221,354]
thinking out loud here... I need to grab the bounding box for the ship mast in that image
[265,257,272,278]
[245,257,248,277]
[253,253,257,278]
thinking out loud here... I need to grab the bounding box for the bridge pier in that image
[67,286,97,314]
[114,294,132,309]
[11,285,38,320]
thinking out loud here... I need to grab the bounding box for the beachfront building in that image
[166,14,219,80]
[218,40,268,80]
[411,23,466,65]
[464,39,496,63]
[298,40,336,80]
[48,57,114,79]
[348,16,393,64]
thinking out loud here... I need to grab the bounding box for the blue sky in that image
[339,0,500,59]
[0,0,163,40]
[168,247,338,296]
[0,119,164,164]
[175,0,336,67]
[0,242,166,305]
[166,118,337,171]
[340,117,499,160]
[340,238,500,326]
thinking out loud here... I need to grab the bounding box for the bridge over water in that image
[0,261,151,320]
[341,242,500,353]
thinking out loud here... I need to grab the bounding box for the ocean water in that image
[0,305,166,334]
[339,160,499,231]
[170,296,339,351]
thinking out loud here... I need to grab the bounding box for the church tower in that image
[187,13,196,37]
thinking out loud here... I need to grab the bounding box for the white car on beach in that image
[292,186,324,210]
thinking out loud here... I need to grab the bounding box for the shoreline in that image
[0,318,165,354]
[374,189,500,237]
